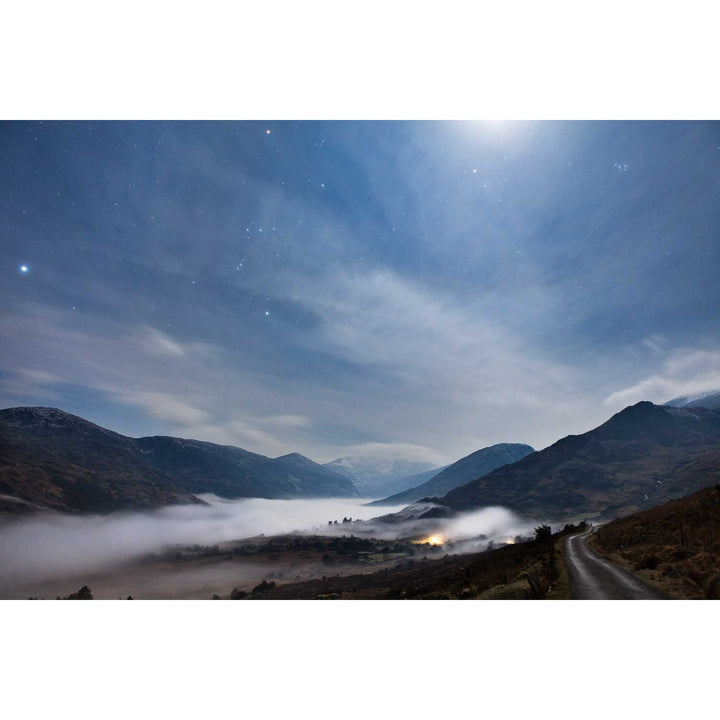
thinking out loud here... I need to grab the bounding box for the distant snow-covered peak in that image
[664,389,720,409]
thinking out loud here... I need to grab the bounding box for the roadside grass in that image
[546,530,579,599]
[478,578,528,599]
[591,484,720,599]
[586,536,672,598]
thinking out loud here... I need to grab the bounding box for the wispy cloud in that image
[604,348,720,407]
[115,391,211,426]
[2,122,719,464]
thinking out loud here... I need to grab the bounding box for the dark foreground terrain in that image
[590,484,720,599]
[13,525,589,600]
[226,524,585,600]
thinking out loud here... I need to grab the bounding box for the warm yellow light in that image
[414,534,443,546]
[504,538,516,545]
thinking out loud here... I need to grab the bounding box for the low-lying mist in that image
[0,496,539,593]
[358,504,539,552]
[0,497,402,589]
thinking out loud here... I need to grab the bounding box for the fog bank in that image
[0,496,539,592]
[0,497,403,589]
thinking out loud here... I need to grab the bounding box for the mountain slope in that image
[322,456,438,496]
[0,407,359,515]
[136,440,358,499]
[440,402,720,519]
[0,407,201,514]
[369,443,535,506]
[271,453,359,497]
[375,465,450,499]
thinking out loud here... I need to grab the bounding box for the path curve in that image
[564,528,662,600]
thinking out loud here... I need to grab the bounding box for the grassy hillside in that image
[591,484,720,599]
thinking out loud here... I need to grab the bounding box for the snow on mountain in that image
[664,389,720,410]
[322,456,439,496]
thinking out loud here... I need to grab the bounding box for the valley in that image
[2,398,720,600]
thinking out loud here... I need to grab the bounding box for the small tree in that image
[534,525,556,580]
[534,525,553,545]
[66,585,93,600]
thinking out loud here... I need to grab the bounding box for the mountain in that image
[322,456,439,497]
[0,407,201,514]
[136,440,357,499]
[269,453,359,497]
[0,407,358,515]
[440,402,720,520]
[368,443,536,506]
[664,389,720,410]
[380,465,450,497]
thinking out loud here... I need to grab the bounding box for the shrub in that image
[251,580,276,595]
[637,554,659,570]
[66,585,93,600]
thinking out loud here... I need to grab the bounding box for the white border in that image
[2,1,720,119]
[1,3,718,717]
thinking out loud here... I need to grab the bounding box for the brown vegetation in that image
[591,484,720,599]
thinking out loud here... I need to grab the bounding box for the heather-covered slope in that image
[0,407,201,514]
[591,483,720,599]
[0,407,358,515]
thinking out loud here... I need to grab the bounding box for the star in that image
[265,129,271,135]
[265,311,271,316]
[19,264,29,274]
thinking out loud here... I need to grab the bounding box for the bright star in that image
[19,264,29,274]
[265,129,271,135]
[265,311,270,316]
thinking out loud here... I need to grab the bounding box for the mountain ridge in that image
[438,401,720,519]
[0,407,358,514]
[368,443,535,506]
[322,455,439,496]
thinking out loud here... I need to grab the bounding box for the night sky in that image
[2,120,719,464]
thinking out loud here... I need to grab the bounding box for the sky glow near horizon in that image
[1,121,720,464]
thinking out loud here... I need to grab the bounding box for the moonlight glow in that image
[1,121,718,462]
